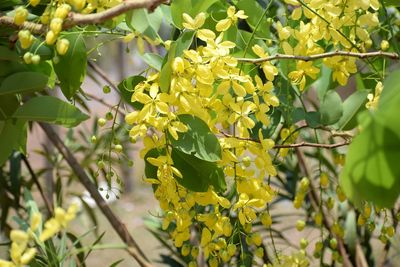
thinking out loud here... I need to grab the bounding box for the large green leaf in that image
[340,71,400,208]
[0,119,26,166]
[170,0,218,28]
[384,0,400,6]
[335,90,369,130]
[0,46,19,61]
[319,90,343,125]
[141,53,163,71]
[171,149,226,192]
[315,66,332,100]
[159,31,194,93]
[12,96,89,127]
[144,148,226,192]
[126,7,163,40]
[54,34,87,99]
[340,112,400,208]
[0,94,19,120]
[170,114,222,162]
[236,0,270,38]
[0,72,48,96]
[379,69,400,108]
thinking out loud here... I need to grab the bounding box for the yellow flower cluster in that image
[281,0,381,88]
[125,7,281,265]
[0,205,78,267]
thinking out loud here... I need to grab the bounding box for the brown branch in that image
[220,132,350,149]
[237,50,399,63]
[0,16,46,34]
[64,0,168,29]
[274,140,350,149]
[0,0,168,34]
[39,123,153,267]
[21,154,54,216]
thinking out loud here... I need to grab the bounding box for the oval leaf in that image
[54,34,87,99]
[0,72,48,96]
[170,114,222,162]
[12,96,89,127]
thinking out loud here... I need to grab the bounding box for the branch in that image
[0,16,46,34]
[0,0,168,35]
[64,0,168,29]
[21,154,54,216]
[220,132,350,149]
[237,50,399,63]
[39,123,153,267]
[273,140,350,149]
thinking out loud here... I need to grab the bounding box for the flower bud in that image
[56,38,70,55]
[15,7,28,26]
[50,18,63,34]
[46,30,57,45]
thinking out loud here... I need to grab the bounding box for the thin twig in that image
[0,0,168,34]
[274,141,350,149]
[21,154,54,216]
[39,123,153,267]
[220,132,350,149]
[237,51,399,63]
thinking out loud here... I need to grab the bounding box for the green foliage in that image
[0,119,26,165]
[54,34,87,99]
[340,70,400,207]
[12,96,89,127]
[126,7,163,40]
[0,72,48,96]
[169,114,222,162]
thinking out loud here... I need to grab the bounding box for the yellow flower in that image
[366,82,383,110]
[252,45,278,81]
[288,60,320,91]
[182,12,206,30]
[216,6,247,32]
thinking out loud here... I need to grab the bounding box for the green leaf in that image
[305,111,321,128]
[109,259,124,267]
[159,31,194,93]
[12,96,89,127]
[0,94,19,120]
[141,53,163,71]
[340,71,400,208]
[335,90,369,130]
[0,46,19,61]
[340,113,400,208]
[236,0,271,38]
[379,69,400,108]
[319,90,343,125]
[117,75,146,109]
[0,72,48,96]
[171,149,226,192]
[144,148,226,193]
[126,7,163,40]
[170,0,218,28]
[315,66,332,100]
[170,114,222,162]
[291,107,305,123]
[0,119,26,166]
[54,34,87,99]
[384,0,400,6]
